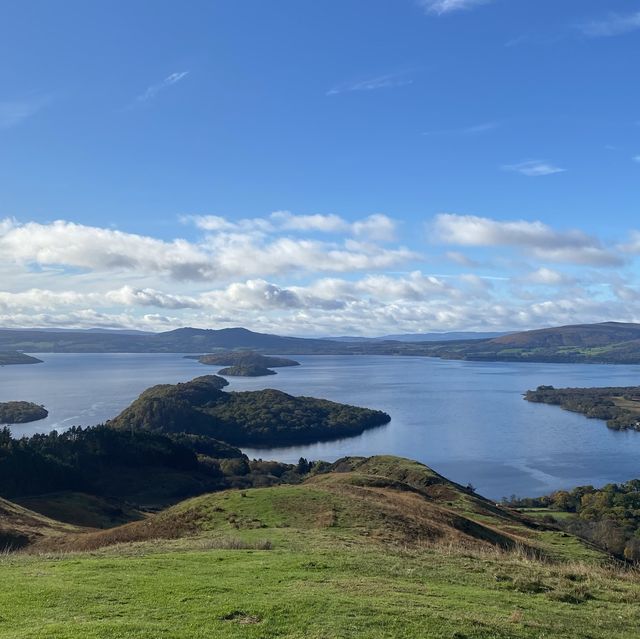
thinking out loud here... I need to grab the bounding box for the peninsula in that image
[0,401,48,424]
[0,351,43,366]
[524,384,640,431]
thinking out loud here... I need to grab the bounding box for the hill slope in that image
[427,321,640,364]
[4,456,639,639]
[0,496,79,550]
[42,456,589,558]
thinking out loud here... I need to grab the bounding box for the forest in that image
[524,385,640,431]
[0,425,317,506]
[108,375,391,446]
[505,480,640,561]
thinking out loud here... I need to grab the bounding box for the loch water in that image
[2,353,639,499]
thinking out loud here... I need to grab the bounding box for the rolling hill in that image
[2,456,638,638]
[424,321,640,364]
[3,321,640,363]
[0,496,79,550]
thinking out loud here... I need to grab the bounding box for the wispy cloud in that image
[418,0,492,16]
[633,155,640,164]
[134,71,189,105]
[0,96,49,129]
[502,160,566,177]
[327,74,412,96]
[433,213,622,266]
[423,121,499,136]
[578,11,640,37]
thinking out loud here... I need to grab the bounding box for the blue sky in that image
[1,0,640,335]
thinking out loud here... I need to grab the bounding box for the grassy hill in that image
[418,322,640,364]
[1,456,638,638]
[0,496,79,550]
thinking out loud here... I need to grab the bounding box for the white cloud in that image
[327,74,413,96]
[1,212,637,336]
[418,0,492,16]
[578,12,640,38]
[0,269,638,336]
[352,214,398,241]
[0,217,415,282]
[502,160,566,177]
[105,286,198,310]
[270,211,348,233]
[0,219,215,280]
[633,155,640,164]
[619,231,640,254]
[433,214,622,266]
[524,267,574,286]
[184,211,398,241]
[0,96,49,129]
[134,71,189,104]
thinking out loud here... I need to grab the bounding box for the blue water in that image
[1,353,639,499]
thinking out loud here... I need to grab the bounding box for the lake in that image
[1,353,639,499]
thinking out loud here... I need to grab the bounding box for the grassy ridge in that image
[1,456,639,638]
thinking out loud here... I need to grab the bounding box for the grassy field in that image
[1,456,639,638]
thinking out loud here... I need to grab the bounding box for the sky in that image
[1,0,640,336]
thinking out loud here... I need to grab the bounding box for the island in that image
[524,385,640,431]
[108,374,391,446]
[0,401,48,424]
[191,351,300,367]
[0,351,43,366]
[218,364,277,377]
[186,350,300,377]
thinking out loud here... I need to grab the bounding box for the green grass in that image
[517,508,576,522]
[1,540,639,639]
[1,456,638,638]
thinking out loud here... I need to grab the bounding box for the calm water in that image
[1,353,640,499]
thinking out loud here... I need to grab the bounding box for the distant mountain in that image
[3,321,640,363]
[326,331,511,343]
[0,326,354,355]
[427,322,640,364]
[1,327,154,335]
[489,322,640,348]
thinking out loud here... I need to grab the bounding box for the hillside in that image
[2,456,639,638]
[39,456,589,557]
[0,423,315,513]
[0,496,79,550]
[108,375,391,446]
[525,385,640,431]
[425,322,640,364]
[3,322,640,363]
[0,327,343,354]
